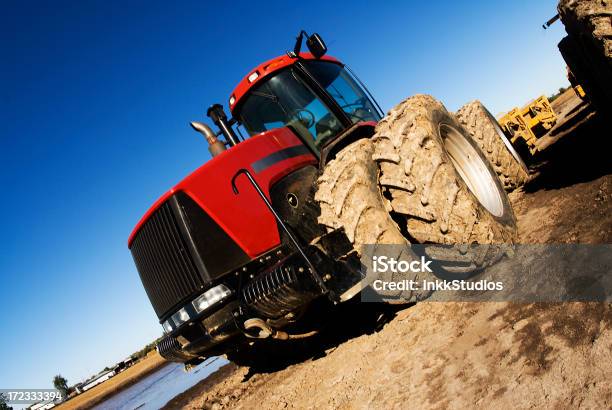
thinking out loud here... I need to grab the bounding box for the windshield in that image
[237,62,381,148]
[302,61,381,124]
[238,68,343,147]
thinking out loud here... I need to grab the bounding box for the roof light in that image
[247,71,259,83]
[229,95,236,106]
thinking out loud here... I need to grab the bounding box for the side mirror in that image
[306,33,327,58]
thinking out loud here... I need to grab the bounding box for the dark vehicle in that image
[546,0,612,114]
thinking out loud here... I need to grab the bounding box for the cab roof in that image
[229,53,340,114]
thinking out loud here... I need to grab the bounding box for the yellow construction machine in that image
[497,95,557,156]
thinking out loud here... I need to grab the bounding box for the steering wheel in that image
[289,108,316,129]
[339,98,373,121]
[339,97,368,111]
[349,109,372,122]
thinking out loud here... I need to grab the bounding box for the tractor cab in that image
[228,33,383,152]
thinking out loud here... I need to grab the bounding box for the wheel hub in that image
[439,124,505,217]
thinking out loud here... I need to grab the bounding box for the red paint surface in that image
[128,127,316,257]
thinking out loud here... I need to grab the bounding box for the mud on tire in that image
[373,95,516,247]
[558,0,612,113]
[374,95,517,282]
[316,95,517,302]
[456,100,530,192]
[559,0,612,62]
[315,138,430,301]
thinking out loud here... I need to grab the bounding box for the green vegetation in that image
[549,86,569,102]
[130,337,163,361]
[53,374,69,397]
[0,393,13,410]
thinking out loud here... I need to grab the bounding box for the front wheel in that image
[316,95,517,302]
[373,95,516,247]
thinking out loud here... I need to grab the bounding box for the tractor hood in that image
[127,127,316,320]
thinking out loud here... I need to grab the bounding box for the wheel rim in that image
[439,124,505,217]
[485,108,529,173]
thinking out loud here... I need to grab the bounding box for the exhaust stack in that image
[207,104,240,147]
[190,121,226,157]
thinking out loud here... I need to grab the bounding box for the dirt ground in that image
[166,91,611,410]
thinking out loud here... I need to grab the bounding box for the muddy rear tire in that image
[456,101,530,192]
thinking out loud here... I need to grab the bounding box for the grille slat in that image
[161,205,198,291]
[147,215,177,306]
[130,199,204,319]
[151,209,186,300]
[133,232,164,309]
[156,206,187,292]
[139,218,171,312]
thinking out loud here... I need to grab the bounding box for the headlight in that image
[162,285,232,332]
[171,308,190,326]
[162,320,173,334]
[192,284,232,313]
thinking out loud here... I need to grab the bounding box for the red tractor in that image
[128,32,516,366]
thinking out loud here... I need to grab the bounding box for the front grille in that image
[130,199,204,319]
[241,254,322,318]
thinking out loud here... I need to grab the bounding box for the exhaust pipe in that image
[243,318,318,340]
[190,121,226,157]
[243,318,285,339]
[207,104,240,147]
[542,13,559,29]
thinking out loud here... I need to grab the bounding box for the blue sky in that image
[1,0,567,391]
